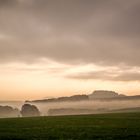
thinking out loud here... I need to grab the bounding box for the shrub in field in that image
[21,104,40,117]
[0,106,20,118]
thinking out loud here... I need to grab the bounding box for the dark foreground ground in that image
[0,112,140,140]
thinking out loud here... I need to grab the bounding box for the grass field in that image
[0,112,140,140]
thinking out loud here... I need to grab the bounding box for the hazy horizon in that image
[0,0,140,100]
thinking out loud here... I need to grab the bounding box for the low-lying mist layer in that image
[0,99,140,117]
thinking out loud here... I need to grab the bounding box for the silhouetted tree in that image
[0,106,20,118]
[21,104,40,117]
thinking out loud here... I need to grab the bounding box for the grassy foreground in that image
[0,113,140,140]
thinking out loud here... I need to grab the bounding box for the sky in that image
[0,0,140,100]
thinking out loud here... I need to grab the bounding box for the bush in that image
[21,104,40,117]
[0,106,20,118]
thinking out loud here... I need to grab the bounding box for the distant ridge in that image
[89,90,126,100]
[26,95,89,103]
[26,90,140,103]
[88,90,140,101]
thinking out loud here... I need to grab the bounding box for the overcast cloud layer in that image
[0,0,140,67]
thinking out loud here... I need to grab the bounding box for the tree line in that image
[0,104,40,118]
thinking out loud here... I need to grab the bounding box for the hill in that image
[26,94,89,103]
[27,90,140,103]
[89,90,140,101]
[89,90,125,99]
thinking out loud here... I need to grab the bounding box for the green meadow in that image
[0,112,140,140]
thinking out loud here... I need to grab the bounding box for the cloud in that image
[66,70,140,82]
[0,0,18,6]
[115,72,140,82]
[0,0,140,68]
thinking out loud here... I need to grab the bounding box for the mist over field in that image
[1,99,140,117]
[31,100,140,115]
